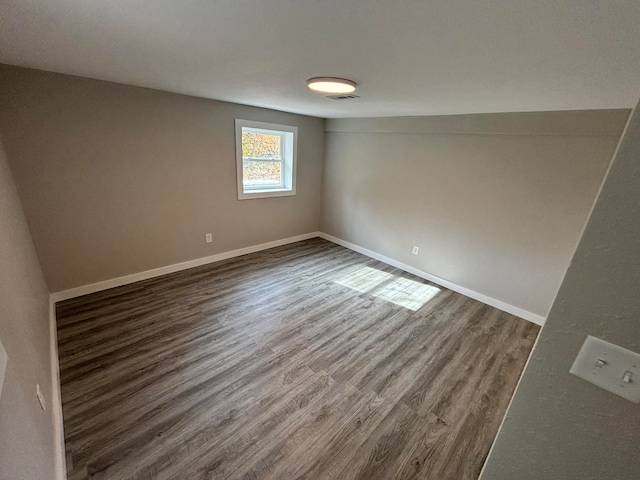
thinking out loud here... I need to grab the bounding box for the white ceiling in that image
[1,0,639,118]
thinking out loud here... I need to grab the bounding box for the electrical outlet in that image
[412,246,420,255]
[36,384,46,411]
[205,233,212,243]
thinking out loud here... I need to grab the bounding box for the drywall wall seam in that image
[50,232,321,302]
[318,232,545,325]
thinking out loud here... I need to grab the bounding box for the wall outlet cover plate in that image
[570,335,640,404]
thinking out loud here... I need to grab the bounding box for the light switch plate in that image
[570,335,640,404]
[0,337,7,401]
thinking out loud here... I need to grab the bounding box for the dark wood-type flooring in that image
[56,238,539,480]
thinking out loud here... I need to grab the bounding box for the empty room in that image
[1,1,639,479]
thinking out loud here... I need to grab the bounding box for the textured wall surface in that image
[480,99,640,479]
[0,136,56,479]
[322,111,627,318]
[0,64,325,292]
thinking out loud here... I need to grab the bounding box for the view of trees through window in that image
[242,130,282,187]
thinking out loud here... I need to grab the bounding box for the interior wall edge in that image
[478,96,640,480]
[48,299,66,480]
[318,232,545,326]
[539,102,639,320]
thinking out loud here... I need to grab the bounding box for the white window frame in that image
[235,119,298,200]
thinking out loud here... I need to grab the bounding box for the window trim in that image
[235,119,298,200]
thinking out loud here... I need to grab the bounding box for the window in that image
[235,119,297,199]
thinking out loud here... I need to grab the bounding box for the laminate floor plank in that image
[57,238,539,480]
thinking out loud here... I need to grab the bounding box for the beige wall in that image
[480,100,640,479]
[321,111,628,318]
[0,65,325,293]
[0,135,57,479]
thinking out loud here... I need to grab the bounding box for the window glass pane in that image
[242,130,281,159]
[243,160,282,188]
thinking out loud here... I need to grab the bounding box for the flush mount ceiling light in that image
[307,77,357,94]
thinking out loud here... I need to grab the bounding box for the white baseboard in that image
[50,232,321,303]
[49,229,546,326]
[49,300,67,480]
[318,232,545,326]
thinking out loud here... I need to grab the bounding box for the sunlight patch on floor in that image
[373,276,440,310]
[334,266,440,311]
[334,266,394,293]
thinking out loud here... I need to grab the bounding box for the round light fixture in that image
[307,77,357,94]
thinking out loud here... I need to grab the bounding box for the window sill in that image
[238,188,296,200]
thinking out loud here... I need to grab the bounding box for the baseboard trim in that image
[49,300,67,480]
[318,232,545,326]
[50,232,321,303]
[49,230,545,325]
